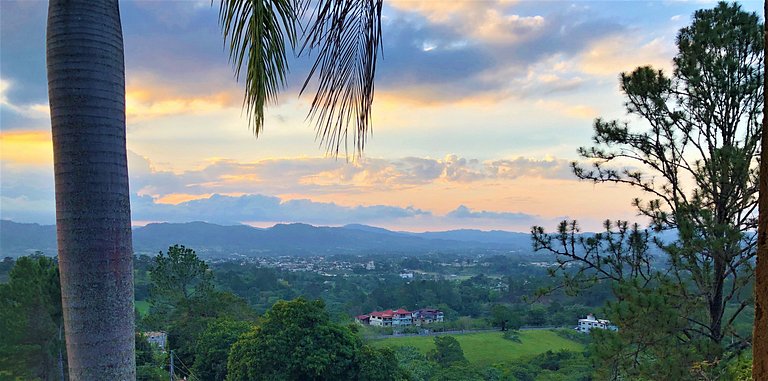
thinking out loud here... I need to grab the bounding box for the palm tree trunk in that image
[46,0,135,378]
[753,1,768,377]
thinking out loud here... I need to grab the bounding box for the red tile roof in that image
[369,310,394,318]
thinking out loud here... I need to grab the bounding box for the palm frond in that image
[299,0,383,157]
[218,0,298,135]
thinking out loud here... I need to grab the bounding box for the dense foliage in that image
[227,298,406,381]
[0,255,65,380]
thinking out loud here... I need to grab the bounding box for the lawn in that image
[371,330,583,366]
[135,300,150,317]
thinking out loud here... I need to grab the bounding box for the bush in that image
[502,330,521,343]
[552,328,591,345]
[398,325,420,334]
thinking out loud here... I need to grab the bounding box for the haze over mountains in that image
[0,220,533,258]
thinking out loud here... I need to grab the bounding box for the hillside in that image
[371,330,583,366]
[0,220,533,257]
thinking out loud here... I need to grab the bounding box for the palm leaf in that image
[218,0,383,157]
[298,0,383,156]
[218,0,298,135]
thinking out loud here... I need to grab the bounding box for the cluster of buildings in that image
[576,313,618,333]
[355,308,444,327]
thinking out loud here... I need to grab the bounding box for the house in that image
[354,314,370,325]
[576,313,618,333]
[413,308,444,325]
[142,331,167,350]
[392,308,413,325]
[369,310,394,326]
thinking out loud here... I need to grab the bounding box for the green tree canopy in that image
[226,298,362,380]
[490,304,521,332]
[145,245,255,370]
[150,245,213,307]
[192,318,252,381]
[0,255,65,380]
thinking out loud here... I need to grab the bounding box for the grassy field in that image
[371,330,583,365]
[135,300,150,316]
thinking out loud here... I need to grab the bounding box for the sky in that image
[0,0,762,232]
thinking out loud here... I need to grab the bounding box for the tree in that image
[358,346,409,381]
[0,256,65,380]
[395,346,436,381]
[47,1,136,377]
[589,280,698,380]
[427,336,466,367]
[148,245,214,315]
[226,298,362,380]
[192,318,252,381]
[754,1,768,378]
[145,245,255,368]
[565,2,762,348]
[490,304,520,331]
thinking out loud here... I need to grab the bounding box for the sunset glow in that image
[2,0,759,232]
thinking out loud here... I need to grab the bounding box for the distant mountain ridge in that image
[0,220,58,255]
[1,220,534,258]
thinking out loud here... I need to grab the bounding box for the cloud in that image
[447,205,537,222]
[131,193,430,225]
[375,2,626,104]
[0,130,52,165]
[577,34,675,76]
[126,84,238,122]
[388,0,544,44]
[0,149,639,232]
[0,78,50,121]
[126,153,576,200]
[486,157,573,180]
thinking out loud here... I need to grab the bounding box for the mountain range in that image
[0,220,534,258]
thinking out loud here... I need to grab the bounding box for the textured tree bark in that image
[46,0,135,379]
[754,1,768,378]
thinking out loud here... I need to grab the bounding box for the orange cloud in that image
[578,34,674,76]
[126,88,237,121]
[154,193,213,204]
[0,130,53,165]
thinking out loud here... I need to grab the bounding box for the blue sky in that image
[1,0,762,232]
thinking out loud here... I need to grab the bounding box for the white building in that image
[143,331,168,350]
[576,313,618,333]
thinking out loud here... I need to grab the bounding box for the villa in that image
[576,313,618,333]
